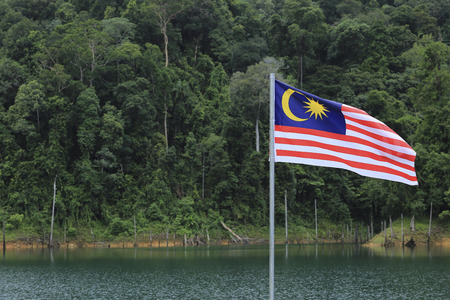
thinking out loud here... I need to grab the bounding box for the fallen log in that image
[229,234,239,244]
[221,221,249,244]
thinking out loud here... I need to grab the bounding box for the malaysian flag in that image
[274,80,418,186]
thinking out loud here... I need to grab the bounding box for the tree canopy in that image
[0,0,448,237]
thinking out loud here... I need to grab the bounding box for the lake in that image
[1,244,449,299]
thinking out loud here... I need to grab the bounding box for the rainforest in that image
[0,0,448,243]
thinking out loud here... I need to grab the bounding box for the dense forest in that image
[0,0,448,240]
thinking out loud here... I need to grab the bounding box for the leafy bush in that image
[108,216,132,236]
[8,213,24,229]
[67,227,77,239]
[438,211,450,223]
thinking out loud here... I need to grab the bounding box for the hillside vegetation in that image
[0,0,448,242]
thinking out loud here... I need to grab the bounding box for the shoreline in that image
[4,237,450,250]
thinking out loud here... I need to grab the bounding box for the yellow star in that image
[303,97,329,120]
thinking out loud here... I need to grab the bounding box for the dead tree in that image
[49,175,57,248]
[2,217,5,255]
[149,228,153,247]
[285,190,288,243]
[166,228,169,247]
[428,203,433,237]
[315,199,318,243]
[90,226,95,246]
[221,221,248,244]
[428,203,433,245]
[410,215,415,232]
[389,215,395,238]
[133,216,138,248]
[401,214,404,247]
[371,218,373,239]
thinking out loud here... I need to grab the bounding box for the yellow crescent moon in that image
[282,89,308,122]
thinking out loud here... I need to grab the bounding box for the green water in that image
[1,245,449,299]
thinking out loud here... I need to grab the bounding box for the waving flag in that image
[274,80,418,185]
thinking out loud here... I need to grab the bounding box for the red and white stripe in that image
[274,104,418,185]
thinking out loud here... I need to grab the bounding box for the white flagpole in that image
[269,73,275,300]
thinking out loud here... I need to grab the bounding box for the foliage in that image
[0,0,448,240]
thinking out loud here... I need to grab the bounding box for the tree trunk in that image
[148,229,153,247]
[134,216,137,248]
[401,213,404,247]
[255,99,261,152]
[153,5,184,68]
[389,215,395,238]
[285,190,288,243]
[255,117,260,152]
[79,64,84,82]
[220,221,243,243]
[355,223,359,244]
[350,221,352,239]
[163,100,168,150]
[90,226,95,246]
[2,217,5,255]
[367,226,370,242]
[156,17,170,67]
[411,215,415,232]
[346,224,349,243]
[164,27,169,67]
[201,153,205,201]
[193,36,200,68]
[49,175,57,248]
[166,229,169,247]
[315,199,318,242]
[428,203,433,238]
[371,218,373,239]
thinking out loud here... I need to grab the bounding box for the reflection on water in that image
[287,242,450,258]
[1,244,449,299]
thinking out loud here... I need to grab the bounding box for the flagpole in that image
[269,73,275,300]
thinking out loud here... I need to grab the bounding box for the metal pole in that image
[269,73,275,300]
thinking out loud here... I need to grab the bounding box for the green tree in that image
[2,17,38,64]
[6,80,45,137]
[100,17,136,45]
[284,0,327,85]
[57,18,114,87]
[327,19,370,67]
[75,87,101,157]
[0,58,27,108]
[143,0,192,67]
[230,58,283,152]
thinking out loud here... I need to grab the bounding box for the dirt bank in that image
[3,238,245,250]
[5,237,450,250]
